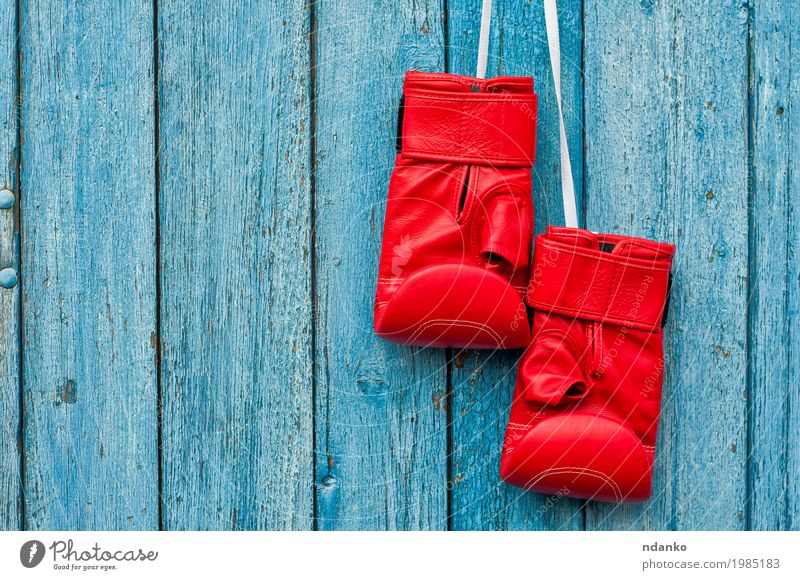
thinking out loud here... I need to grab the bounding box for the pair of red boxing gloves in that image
[373,70,675,503]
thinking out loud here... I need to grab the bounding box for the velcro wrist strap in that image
[400,90,537,167]
[526,236,673,331]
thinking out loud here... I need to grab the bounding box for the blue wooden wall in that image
[0,0,797,531]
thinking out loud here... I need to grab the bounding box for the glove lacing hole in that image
[480,251,515,277]
[455,165,472,220]
[563,382,587,400]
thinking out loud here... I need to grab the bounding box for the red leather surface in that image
[374,71,537,348]
[527,227,673,331]
[402,72,537,166]
[501,227,675,502]
[376,264,530,348]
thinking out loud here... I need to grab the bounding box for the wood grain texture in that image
[447,0,584,531]
[313,0,449,530]
[0,0,19,531]
[1,0,797,532]
[158,0,314,530]
[749,4,799,531]
[20,0,158,529]
[583,0,749,530]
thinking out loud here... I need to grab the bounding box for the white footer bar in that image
[1,531,797,579]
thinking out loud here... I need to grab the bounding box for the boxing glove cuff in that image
[527,226,673,331]
[399,71,537,167]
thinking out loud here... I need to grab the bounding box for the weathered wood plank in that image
[447,0,584,530]
[749,4,799,531]
[20,0,158,529]
[0,0,20,531]
[583,0,749,530]
[313,0,449,530]
[158,0,313,529]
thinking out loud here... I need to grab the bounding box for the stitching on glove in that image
[405,319,505,347]
[537,238,672,271]
[528,300,661,332]
[404,92,537,104]
[505,423,535,430]
[529,467,622,501]
[401,149,532,167]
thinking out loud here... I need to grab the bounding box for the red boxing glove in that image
[500,226,675,502]
[374,71,537,348]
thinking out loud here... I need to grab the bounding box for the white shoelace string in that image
[475,0,578,228]
[476,0,493,79]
